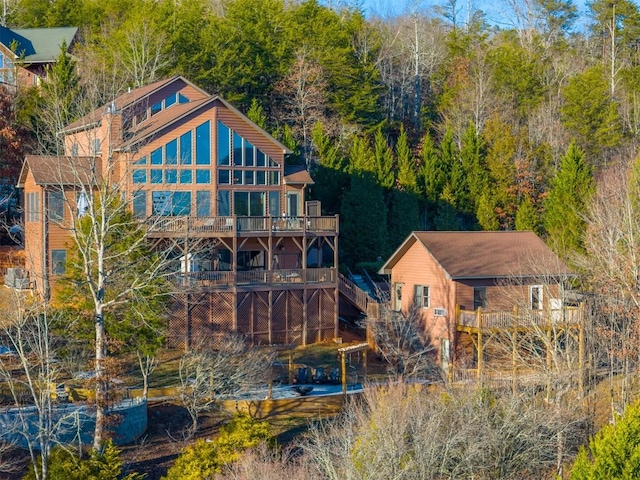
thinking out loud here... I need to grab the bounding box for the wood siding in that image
[390,241,455,353]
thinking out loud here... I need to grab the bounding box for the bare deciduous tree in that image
[365,304,441,381]
[178,335,275,438]
[300,382,586,479]
[0,288,80,480]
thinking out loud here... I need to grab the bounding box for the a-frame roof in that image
[380,231,572,280]
[62,76,291,155]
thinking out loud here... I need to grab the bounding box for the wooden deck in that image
[173,267,337,290]
[146,215,339,238]
[456,306,581,333]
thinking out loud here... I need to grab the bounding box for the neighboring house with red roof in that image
[17,76,338,348]
[0,25,78,88]
[379,231,579,370]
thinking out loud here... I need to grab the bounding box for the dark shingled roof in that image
[19,156,102,187]
[0,26,77,63]
[284,165,314,184]
[381,231,571,279]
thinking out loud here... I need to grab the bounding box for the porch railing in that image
[146,215,339,235]
[457,306,581,329]
[174,267,336,288]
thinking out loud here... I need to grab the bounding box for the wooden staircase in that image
[338,273,380,319]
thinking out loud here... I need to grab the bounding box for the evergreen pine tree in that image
[341,171,388,265]
[543,140,594,256]
[396,125,418,193]
[419,130,441,204]
[387,189,420,252]
[569,402,640,479]
[476,190,500,230]
[374,128,395,189]
[435,186,462,231]
[515,197,540,233]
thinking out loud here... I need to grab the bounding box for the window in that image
[150,169,162,184]
[48,191,64,222]
[244,140,255,166]
[196,191,211,217]
[71,143,79,156]
[218,169,230,184]
[165,139,178,165]
[473,287,487,310]
[415,285,430,308]
[195,169,210,184]
[151,148,162,165]
[26,192,40,222]
[217,121,230,166]
[233,132,243,166]
[233,191,265,216]
[51,250,67,275]
[179,170,192,184]
[132,170,147,183]
[92,139,101,154]
[269,193,279,217]
[165,93,177,107]
[244,170,255,185]
[178,93,189,104]
[134,156,147,165]
[195,121,211,165]
[172,192,191,215]
[256,171,266,185]
[135,110,147,124]
[233,170,243,184]
[218,191,230,216]
[151,101,162,116]
[180,132,192,164]
[152,191,171,215]
[133,191,146,217]
[165,169,177,184]
[257,149,266,167]
[77,191,89,217]
[530,285,543,310]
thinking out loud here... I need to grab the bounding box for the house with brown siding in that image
[17,76,339,348]
[379,231,578,370]
[0,25,77,89]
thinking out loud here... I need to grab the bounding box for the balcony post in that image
[578,303,585,397]
[476,307,482,382]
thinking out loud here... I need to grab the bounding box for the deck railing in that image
[174,267,336,288]
[146,215,339,235]
[457,306,581,329]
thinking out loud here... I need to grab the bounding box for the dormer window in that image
[151,101,162,116]
[147,93,190,119]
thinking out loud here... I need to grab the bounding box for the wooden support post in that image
[288,352,294,385]
[363,349,367,384]
[477,307,483,382]
[578,303,585,397]
[341,352,347,395]
[546,327,552,402]
[512,330,517,395]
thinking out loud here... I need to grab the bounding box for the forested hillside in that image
[2,0,639,265]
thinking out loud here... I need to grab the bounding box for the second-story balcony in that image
[456,306,582,332]
[146,215,339,238]
[173,267,337,289]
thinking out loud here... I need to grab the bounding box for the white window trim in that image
[415,285,430,309]
[530,285,543,310]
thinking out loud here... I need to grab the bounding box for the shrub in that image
[163,413,271,480]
